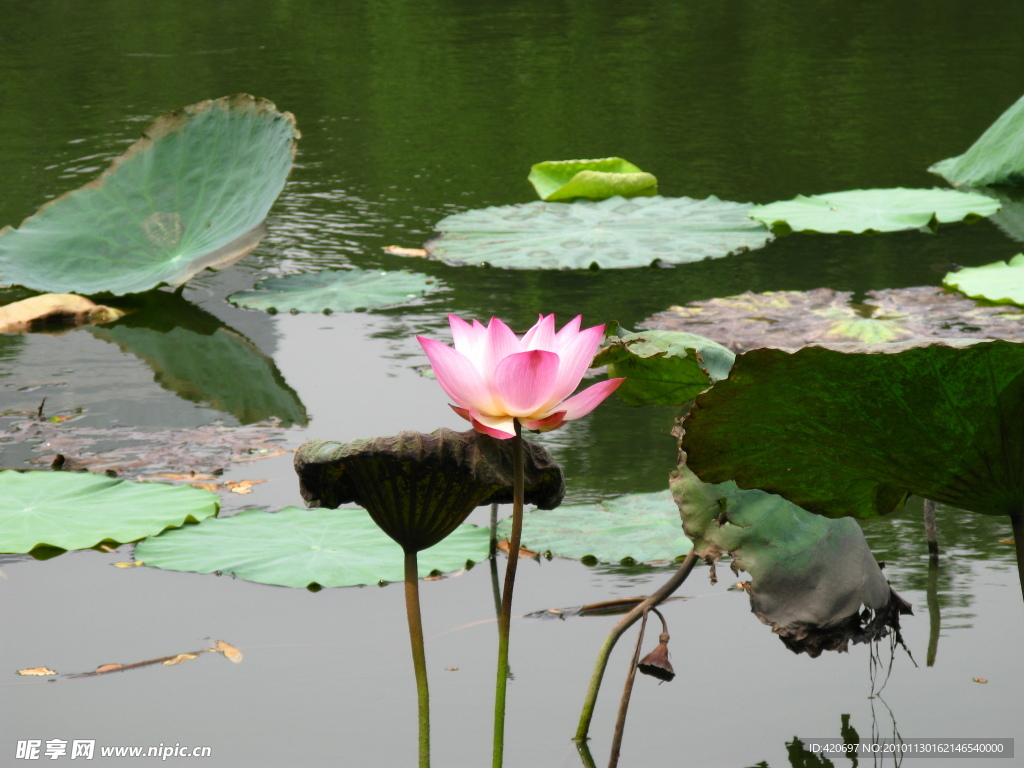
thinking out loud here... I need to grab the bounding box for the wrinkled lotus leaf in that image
[90,323,306,427]
[227,269,443,314]
[683,339,1024,519]
[424,196,773,270]
[527,158,657,202]
[671,456,907,656]
[496,490,691,564]
[0,94,298,295]
[930,93,1024,187]
[750,188,999,234]
[0,470,218,553]
[642,286,1024,352]
[134,506,488,589]
[592,329,735,406]
[0,294,124,333]
[944,254,1024,307]
[295,429,564,552]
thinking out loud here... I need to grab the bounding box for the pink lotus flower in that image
[417,314,624,439]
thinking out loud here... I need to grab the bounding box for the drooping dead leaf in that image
[641,286,1024,352]
[497,538,539,559]
[212,640,243,663]
[17,667,57,676]
[383,245,429,258]
[0,294,125,334]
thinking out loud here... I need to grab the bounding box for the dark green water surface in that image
[2,3,1023,766]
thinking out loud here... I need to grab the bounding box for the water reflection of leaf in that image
[87,293,306,426]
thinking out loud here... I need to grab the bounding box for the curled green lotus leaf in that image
[750,188,999,234]
[671,456,907,657]
[592,329,735,406]
[0,470,218,553]
[134,506,488,589]
[227,268,443,314]
[930,93,1024,187]
[294,429,564,553]
[424,195,773,270]
[496,490,692,564]
[0,94,298,295]
[944,254,1024,307]
[528,158,657,202]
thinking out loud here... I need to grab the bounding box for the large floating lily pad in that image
[135,506,489,588]
[0,470,218,553]
[424,195,773,270]
[930,93,1024,187]
[527,158,657,202]
[496,490,691,564]
[944,254,1024,306]
[750,188,999,234]
[682,339,1024,519]
[592,329,735,406]
[227,269,442,314]
[642,286,1024,352]
[0,94,298,295]
[671,457,906,656]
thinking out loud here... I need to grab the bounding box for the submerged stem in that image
[493,419,524,768]
[404,550,430,768]
[575,549,698,743]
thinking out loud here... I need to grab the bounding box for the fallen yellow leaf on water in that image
[0,294,124,333]
[973,677,988,684]
[445,667,459,671]
[163,653,200,666]
[213,640,243,663]
[18,667,57,676]
[94,664,125,674]
[383,245,429,258]
[496,538,538,559]
[191,482,220,492]
[113,561,143,568]
[999,539,1015,545]
[225,479,268,495]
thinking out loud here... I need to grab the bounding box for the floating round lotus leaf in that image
[527,158,657,202]
[0,470,218,553]
[0,94,298,295]
[134,506,488,589]
[682,339,1024,519]
[294,429,564,553]
[750,188,999,234]
[227,269,443,314]
[642,286,1024,352]
[944,254,1024,307]
[592,329,735,406]
[424,195,773,270]
[671,458,906,656]
[496,490,691,564]
[930,93,1024,187]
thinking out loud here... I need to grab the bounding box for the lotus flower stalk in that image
[417,314,623,768]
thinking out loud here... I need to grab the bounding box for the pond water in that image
[3,2,1024,766]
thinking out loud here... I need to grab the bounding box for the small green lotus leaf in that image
[134,506,488,588]
[528,158,657,201]
[0,470,218,553]
[592,329,735,406]
[496,490,691,564]
[671,460,905,656]
[227,269,443,314]
[424,195,773,270]
[295,429,564,553]
[750,188,999,234]
[642,286,1024,352]
[682,339,1024,519]
[0,95,298,295]
[930,93,1024,187]
[944,254,1024,306]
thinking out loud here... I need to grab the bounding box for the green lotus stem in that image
[575,549,698,743]
[492,419,524,768]
[926,557,940,667]
[608,608,649,768]
[1010,511,1024,603]
[404,550,430,768]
